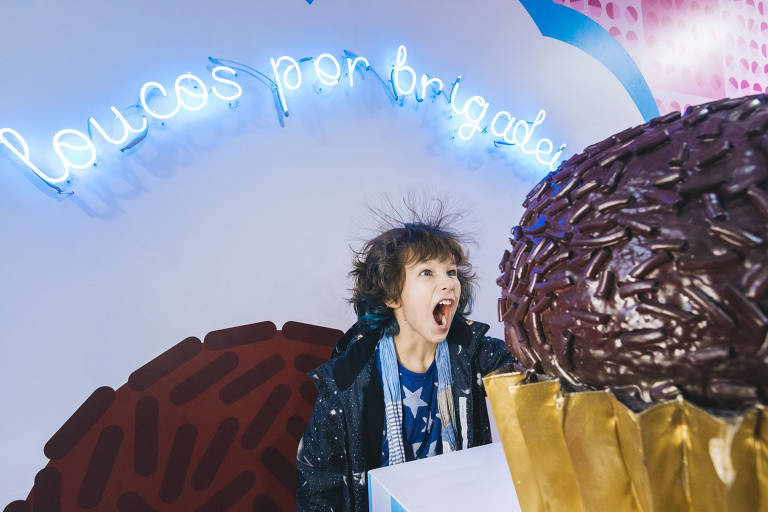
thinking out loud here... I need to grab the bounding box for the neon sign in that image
[0,45,565,195]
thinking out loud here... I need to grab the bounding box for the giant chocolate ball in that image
[499,95,768,410]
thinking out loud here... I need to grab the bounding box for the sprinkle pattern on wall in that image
[556,0,768,114]
[2,321,341,512]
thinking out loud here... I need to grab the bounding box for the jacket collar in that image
[331,317,490,391]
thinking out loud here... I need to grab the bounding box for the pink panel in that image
[554,0,768,115]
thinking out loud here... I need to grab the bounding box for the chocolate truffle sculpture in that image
[499,95,768,411]
[486,95,768,512]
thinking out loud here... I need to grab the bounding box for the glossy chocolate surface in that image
[499,95,768,410]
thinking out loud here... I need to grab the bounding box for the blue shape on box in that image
[390,496,408,512]
[306,0,314,3]
[518,0,659,122]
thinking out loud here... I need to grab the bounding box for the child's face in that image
[387,257,461,346]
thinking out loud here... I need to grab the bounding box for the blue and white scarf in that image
[378,334,458,465]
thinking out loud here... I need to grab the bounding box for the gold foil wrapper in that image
[484,373,767,512]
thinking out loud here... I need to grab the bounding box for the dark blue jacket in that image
[296,319,517,512]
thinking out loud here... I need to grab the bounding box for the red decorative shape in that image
[6,321,338,512]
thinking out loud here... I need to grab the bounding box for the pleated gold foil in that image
[484,373,767,512]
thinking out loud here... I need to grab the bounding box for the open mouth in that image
[432,298,454,328]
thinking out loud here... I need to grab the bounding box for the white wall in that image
[0,0,643,503]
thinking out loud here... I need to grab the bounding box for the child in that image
[296,210,517,512]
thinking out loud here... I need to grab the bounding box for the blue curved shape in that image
[518,0,659,122]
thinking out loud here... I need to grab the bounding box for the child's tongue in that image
[433,303,446,327]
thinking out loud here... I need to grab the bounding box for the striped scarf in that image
[378,334,457,465]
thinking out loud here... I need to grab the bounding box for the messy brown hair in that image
[349,200,476,337]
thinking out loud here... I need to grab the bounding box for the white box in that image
[367,442,521,512]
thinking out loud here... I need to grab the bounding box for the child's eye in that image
[420,269,432,276]
[447,269,457,276]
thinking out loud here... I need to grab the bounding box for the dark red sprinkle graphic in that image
[220,354,284,404]
[261,447,297,493]
[32,467,61,512]
[134,396,159,477]
[283,321,343,347]
[170,352,239,406]
[44,387,116,460]
[204,322,277,350]
[3,502,30,512]
[116,493,156,512]
[300,380,318,406]
[195,471,256,512]
[286,416,308,443]
[160,424,198,503]
[77,425,124,508]
[242,385,291,450]
[252,494,283,512]
[191,418,240,491]
[128,337,202,391]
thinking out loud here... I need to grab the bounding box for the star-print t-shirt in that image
[378,354,443,465]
